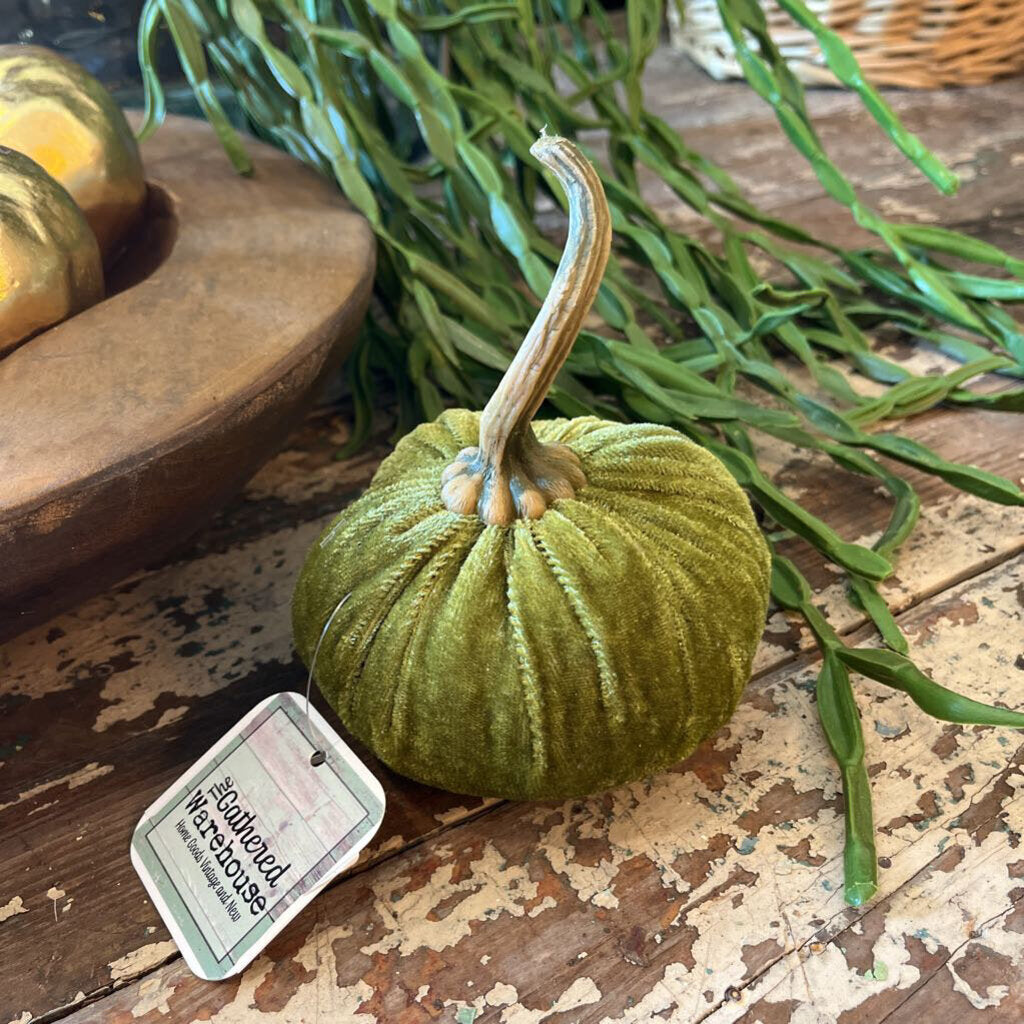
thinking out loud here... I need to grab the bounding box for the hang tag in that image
[131,692,385,980]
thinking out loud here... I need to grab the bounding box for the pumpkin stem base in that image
[441,428,586,526]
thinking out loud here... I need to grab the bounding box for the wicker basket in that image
[669,0,1024,88]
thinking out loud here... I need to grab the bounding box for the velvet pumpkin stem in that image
[441,131,612,526]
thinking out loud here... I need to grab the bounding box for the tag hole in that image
[310,750,326,767]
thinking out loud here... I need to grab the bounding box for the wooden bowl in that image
[0,114,375,639]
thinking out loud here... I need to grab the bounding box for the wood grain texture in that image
[641,56,1024,244]
[2,58,1023,1024]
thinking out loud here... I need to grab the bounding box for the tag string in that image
[304,591,352,767]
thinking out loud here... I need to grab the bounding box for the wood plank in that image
[726,832,1024,1023]
[644,57,1024,246]
[139,409,393,567]
[55,553,1024,1023]
[751,398,1024,671]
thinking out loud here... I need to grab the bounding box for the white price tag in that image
[131,692,384,980]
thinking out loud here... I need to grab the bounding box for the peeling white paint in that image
[501,977,602,1023]
[154,706,189,729]
[0,762,113,813]
[0,897,28,923]
[362,842,543,957]
[541,817,622,909]
[368,833,406,860]
[527,897,557,918]
[1,520,328,732]
[109,941,178,983]
[201,922,366,1021]
[949,966,1009,1012]
[132,974,178,1017]
[433,801,499,826]
[47,887,65,922]
[486,982,518,1007]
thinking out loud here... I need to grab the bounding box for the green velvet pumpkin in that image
[293,133,770,799]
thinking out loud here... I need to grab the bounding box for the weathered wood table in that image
[3,55,1024,1024]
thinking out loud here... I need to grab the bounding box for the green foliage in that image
[139,0,1024,904]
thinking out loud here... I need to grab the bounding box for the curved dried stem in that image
[441,132,611,525]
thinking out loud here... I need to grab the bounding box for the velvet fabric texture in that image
[293,410,771,799]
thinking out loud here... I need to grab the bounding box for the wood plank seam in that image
[873,901,1022,1023]
[876,904,1024,1023]
[696,773,1024,1021]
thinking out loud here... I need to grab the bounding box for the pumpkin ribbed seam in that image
[585,437,715,479]
[380,411,476,469]
[317,498,387,552]
[315,477,436,552]
[590,487,768,613]
[576,497,700,739]
[563,421,674,455]
[589,502,719,733]
[386,541,469,746]
[548,421,619,452]
[384,488,454,537]
[343,516,472,719]
[670,519,764,715]
[616,497,768,614]
[526,520,627,726]
[504,530,550,783]
[587,465,739,498]
[587,488,762,714]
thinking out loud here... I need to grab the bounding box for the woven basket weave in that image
[669,0,1024,88]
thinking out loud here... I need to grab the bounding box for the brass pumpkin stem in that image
[441,131,612,526]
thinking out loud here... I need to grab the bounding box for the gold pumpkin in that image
[0,145,103,356]
[0,45,145,261]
